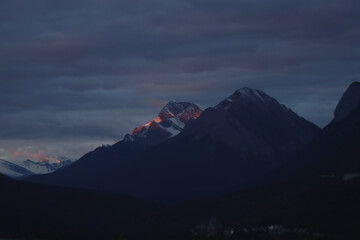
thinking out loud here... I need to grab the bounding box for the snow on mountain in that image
[132,101,203,138]
[0,159,34,179]
[216,87,278,110]
[19,158,74,174]
[0,157,75,179]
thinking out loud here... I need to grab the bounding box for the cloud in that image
[12,149,49,162]
[0,0,359,160]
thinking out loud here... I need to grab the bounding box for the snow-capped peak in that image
[216,87,275,110]
[132,101,203,138]
[158,101,203,123]
[234,87,273,102]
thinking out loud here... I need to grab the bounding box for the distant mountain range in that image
[0,158,74,179]
[0,159,34,179]
[28,87,320,203]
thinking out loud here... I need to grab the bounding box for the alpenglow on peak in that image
[132,101,203,137]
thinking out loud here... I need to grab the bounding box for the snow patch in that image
[0,159,34,179]
[130,101,203,139]
[236,87,269,102]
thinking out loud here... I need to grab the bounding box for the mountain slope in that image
[132,101,203,138]
[265,81,360,184]
[146,82,360,239]
[21,158,74,174]
[0,158,74,179]
[0,159,34,179]
[333,81,360,122]
[27,102,203,188]
[96,87,321,203]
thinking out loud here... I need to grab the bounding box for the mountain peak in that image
[159,101,202,121]
[216,87,275,110]
[132,101,203,137]
[334,81,360,122]
[235,87,272,101]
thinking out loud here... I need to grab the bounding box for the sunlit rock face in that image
[132,101,203,140]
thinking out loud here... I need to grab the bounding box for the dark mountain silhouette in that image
[247,81,360,188]
[143,82,360,239]
[94,87,320,203]
[333,81,360,122]
[27,101,202,188]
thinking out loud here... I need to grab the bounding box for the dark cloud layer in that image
[0,0,359,160]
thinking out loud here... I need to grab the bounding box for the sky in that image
[0,0,359,162]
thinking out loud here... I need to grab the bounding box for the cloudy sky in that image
[1,0,359,162]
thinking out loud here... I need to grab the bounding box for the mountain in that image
[145,82,360,239]
[0,159,34,179]
[0,158,74,179]
[132,101,203,140]
[27,101,203,188]
[333,81,360,122]
[94,87,321,203]
[265,81,360,184]
[10,83,360,239]
[21,158,74,174]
